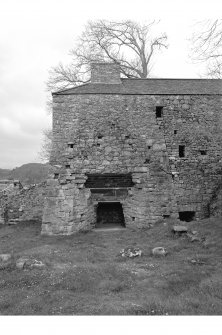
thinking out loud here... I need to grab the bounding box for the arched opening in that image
[96,202,125,228]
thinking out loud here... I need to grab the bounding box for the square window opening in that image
[200,150,207,155]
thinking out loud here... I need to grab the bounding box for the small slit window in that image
[174,130,178,135]
[200,150,207,155]
[68,143,74,149]
[54,173,59,179]
[156,106,163,118]
[179,145,185,158]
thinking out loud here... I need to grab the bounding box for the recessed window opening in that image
[148,146,151,149]
[144,158,150,164]
[97,143,100,146]
[96,202,125,228]
[174,130,178,135]
[132,217,135,221]
[68,143,74,148]
[125,135,130,139]
[179,145,185,158]
[156,106,163,118]
[163,214,170,219]
[97,134,103,139]
[179,211,195,222]
[200,150,207,155]
[54,173,59,179]
[85,173,134,188]
[65,164,70,169]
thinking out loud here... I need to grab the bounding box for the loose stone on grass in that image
[0,254,12,262]
[152,247,167,257]
[0,254,14,270]
[16,257,29,270]
[16,257,45,270]
[30,260,45,269]
[172,225,188,234]
[120,247,142,258]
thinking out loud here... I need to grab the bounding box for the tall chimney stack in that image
[91,62,121,84]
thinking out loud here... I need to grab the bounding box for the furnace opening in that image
[96,202,125,228]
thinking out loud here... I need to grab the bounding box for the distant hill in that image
[10,163,50,185]
[0,169,11,180]
[0,163,50,185]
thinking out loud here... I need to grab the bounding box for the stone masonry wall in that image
[91,63,121,84]
[42,92,222,235]
[161,95,222,218]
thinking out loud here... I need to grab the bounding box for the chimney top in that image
[91,62,121,84]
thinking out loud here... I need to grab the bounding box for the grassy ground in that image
[0,217,222,315]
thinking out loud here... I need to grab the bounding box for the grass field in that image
[0,217,222,315]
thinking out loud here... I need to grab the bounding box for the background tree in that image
[39,128,53,162]
[191,19,222,78]
[47,20,168,91]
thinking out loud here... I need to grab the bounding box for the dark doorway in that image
[96,202,125,228]
[179,211,195,222]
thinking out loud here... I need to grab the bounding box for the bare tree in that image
[39,128,53,162]
[191,19,222,78]
[47,20,168,91]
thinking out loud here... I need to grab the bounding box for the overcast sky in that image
[0,0,221,169]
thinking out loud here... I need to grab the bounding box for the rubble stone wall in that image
[0,183,45,224]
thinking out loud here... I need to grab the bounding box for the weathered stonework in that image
[42,63,222,235]
[0,183,45,224]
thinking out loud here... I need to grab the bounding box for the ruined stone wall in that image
[42,92,222,235]
[0,183,45,224]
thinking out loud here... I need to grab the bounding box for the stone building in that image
[42,62,222,235]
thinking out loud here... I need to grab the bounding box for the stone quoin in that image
[41,62,222,235]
